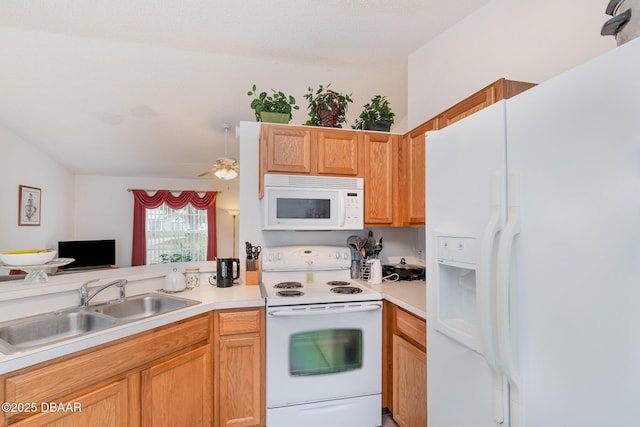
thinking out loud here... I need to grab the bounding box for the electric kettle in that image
[214,258,240,287]
[164,268,186,292]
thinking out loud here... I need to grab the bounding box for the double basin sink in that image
[0,293,200,354]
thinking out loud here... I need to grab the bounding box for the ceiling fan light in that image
[214,166,239,180]
[210,122,239,180]
[212,157,239,180]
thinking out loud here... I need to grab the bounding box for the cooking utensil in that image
[366,230,376,250]
[382,258,425,281]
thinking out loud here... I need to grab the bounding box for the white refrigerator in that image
[425,37,640,427]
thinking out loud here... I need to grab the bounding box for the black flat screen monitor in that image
[58,239,116,270]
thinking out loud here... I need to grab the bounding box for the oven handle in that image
[268,302,382,317]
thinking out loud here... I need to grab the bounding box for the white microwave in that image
[262,174,364,230]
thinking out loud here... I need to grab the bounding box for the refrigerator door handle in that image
[496,173,522,426]
[478,174,505,424]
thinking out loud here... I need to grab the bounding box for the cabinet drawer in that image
[217,309,262,336]
[395,308,426,350]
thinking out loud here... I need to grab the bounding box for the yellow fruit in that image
[2,249,49,254]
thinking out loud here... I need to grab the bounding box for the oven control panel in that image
[262,245,351,271]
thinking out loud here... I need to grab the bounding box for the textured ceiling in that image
[0,0,492,179]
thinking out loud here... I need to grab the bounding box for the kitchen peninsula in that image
[0,264,264,427]
[0,262,426,427]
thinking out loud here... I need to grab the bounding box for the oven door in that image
[266,302,382,407]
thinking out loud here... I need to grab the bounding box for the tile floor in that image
[381,412,399,427]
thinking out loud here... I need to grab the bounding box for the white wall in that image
[73,175,238,267]
[408,0,615,127]
[0,124,238,271]
[0,125,75,264]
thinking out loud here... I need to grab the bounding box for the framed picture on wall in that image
[18,185,41,226]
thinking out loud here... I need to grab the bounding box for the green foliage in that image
[303,84,353,128]
[352,95,395,130]
[247,84,299,121]
[159,253,194,263]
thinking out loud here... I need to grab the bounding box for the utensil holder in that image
[360,260,371,281]
[246,259,260,286]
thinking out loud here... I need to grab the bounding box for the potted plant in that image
[247,84,299,123]
[304,84,353,128]
[352,95,395,131]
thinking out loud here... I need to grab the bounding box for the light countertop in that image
[361,279,426,320]
[0,264,263,374]
[0,264,426,375]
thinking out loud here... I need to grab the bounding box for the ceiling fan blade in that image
[198,170,212,177]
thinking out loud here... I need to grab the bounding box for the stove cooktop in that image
[260,245,382,306]
[261,275,381,306]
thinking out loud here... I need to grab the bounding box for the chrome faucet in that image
[79,278,128,307]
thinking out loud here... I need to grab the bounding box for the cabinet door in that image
[400,118,437,226]
[218,335,263,427]
[392,335,427,427]
[141,345,212,427]
[11,378,132,427]
[438,85,496,128]
[262,125,312,174]
[364,133,398,225]
[316,129,361,176]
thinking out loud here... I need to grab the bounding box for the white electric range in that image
[261,245,383,427]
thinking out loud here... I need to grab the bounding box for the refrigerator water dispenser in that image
[434,236,480,352]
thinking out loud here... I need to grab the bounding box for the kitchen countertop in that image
[0,263,263,374]
[360,279,426,320]
[0,264,426,375]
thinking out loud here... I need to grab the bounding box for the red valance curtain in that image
[131,190,218,266]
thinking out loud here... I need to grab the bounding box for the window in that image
[146,204,208,265]
[130,189,218,266]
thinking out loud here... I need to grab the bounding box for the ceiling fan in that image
[199,122,239,180]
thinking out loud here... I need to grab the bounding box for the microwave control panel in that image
[345,191,363,228]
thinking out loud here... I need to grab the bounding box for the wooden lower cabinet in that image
[10,378,133,427]
[142,345,211,427]
[214,307,265,427]
[0,308,266,427]
[392,335,426,427]
[383,302,427,427]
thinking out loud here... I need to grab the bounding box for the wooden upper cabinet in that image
[438,84,495,127]
[316,129,361,176]
[261,125,312,174]
[400,78,536,227]
[399,119,438,226]
[259,124,363,197]
[364,132,398,225]
[438,78,537,128]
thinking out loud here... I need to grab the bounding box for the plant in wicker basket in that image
[304,84,353,128]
